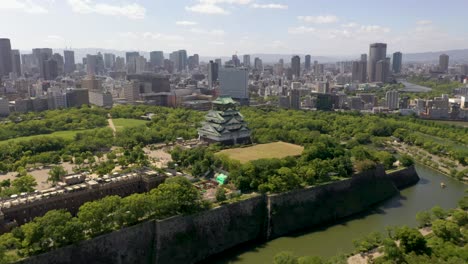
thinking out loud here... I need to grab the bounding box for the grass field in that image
[0,129,91,144]
[112,118,148,131]
[217,141,304,163]
[431,120,468,128]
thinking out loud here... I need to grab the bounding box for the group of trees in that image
[407,76,462,98]
[273,194,468,264]
[0,177,209,262]
[0,170,37,198]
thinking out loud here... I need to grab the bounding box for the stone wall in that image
[155,195,266,264]
[386,165,420,189]
[266,165,399,239]
[16,220,156,264]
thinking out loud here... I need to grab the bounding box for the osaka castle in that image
[198,97,251,145]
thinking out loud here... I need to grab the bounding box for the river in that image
[211,164,466,264]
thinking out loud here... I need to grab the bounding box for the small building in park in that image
[198,96,251,145]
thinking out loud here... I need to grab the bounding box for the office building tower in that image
[135,56,147,74]
[392,52,402,73]
[368,43,387,82]
[64,50,76,74]
[386,90,399,110]
[208,60,219,89]
[66,88,89,107]
[231,55,240,67]
[86,54,98,76]
[170,50,188,72]
[0,39,12,77]
[44,59,58,80]
[361,54,367,62]
[215,59,222,68]
[254,57,263,71]
[11,49,21,77]
[115,56,125,71]
[150,51,164,67]
[33,48,53,79]
[52,53,64,76]
[305,55,311,71]
[375,59,390,83]
[291,55,300,78]
[439,54,449,73]
[0,98,10,116]
[243,55,251,67]
[126,52,139,65]
[219,67,249,105]
[193,54,199,67]
[460,65,468,75]
[188,54,199,70]
[21,54,36,75]
[290,89,300,110]
[104,53,115,69]
[352,60,367,83]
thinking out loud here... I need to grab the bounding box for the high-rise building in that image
[386,90,399,110]
[219,67,249,105]
[291,55,301,78]
[305,55,311,71]
[232,55,240,67]
[170,50,188,72]
[290,89,300,110]
[243,55,251,68]
[104,53,116,69]
[460,65,468,75]
[352,60,367,83]
[64,50,76,74]
[0,38,13,77]
[375,59,390,83]
[392,52,402,73]
[52,53,64,76]
[86,55,98,76]
[11,49,21,77]
[368,43,387,82]
[439,54,449,73]
[33,48,53,79]
[215,59,222,68]
[66,88,89,108]
[44,59,58,80]
[150,51,164,67]
[115,57,125,71]
[0,98,10,116]
[361,54,367,62]
[254,57,263,71]
[208,60,219,89]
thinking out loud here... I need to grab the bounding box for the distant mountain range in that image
[21,48,468,64]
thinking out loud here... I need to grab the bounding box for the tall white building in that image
[386,90,399,110]
[219,67,249,105]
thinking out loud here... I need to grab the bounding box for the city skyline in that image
[2,0,468,56]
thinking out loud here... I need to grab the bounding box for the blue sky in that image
[1,0,468,56]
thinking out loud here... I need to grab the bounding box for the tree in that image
[215,187,227,202]
[395,226,428,254]
[431,206,447,219]
[118,193,152,226]
[451,210,468,227]
[399,154,414,167]
[415,211,432,228]
[375,151,396,170]
[47,165,67,184]
[77,195,122,238]
[382,238,403,263]
[432,219,462,242]
[11,174,37,193]
[274,251,298,264]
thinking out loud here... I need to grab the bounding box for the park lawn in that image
[0,129,90,144]
[217,141,304,164]
[112,118,148,131]
[431,120,468,128]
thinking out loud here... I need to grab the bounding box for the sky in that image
[1,0,468,57]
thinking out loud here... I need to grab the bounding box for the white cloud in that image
[416,20,432,25]
[0,0,50,14]
[186,0,252,15]
[298,15,339,24]
[288,26,316,34]
[341,22,358,28]
[190,28,226,36]
[176,21,198,26]
[67,0,146,19]
[185,4,228,14]
[251,3,288,9]
[358,25,391,34]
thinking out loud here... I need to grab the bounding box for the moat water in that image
[210,164,467,264]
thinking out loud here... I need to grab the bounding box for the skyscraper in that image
[170,50,188,72]
[243,55,251,68]
[439,54,449,73]
[0,38,12,77]
[11,49,21,77]
[208,60,219,89]
[104,53,116,69]
[33,48,53,79]
[386,90,399,110]
[44,59,58,80]
[392,52,402,73]
[254,57,263,71]
[368,43,387,82]
[375,58,390,83]
[361,54,367,62]
[232,54,240,67]
[352,60,367,83]
[86,54,98,76]
[219,66,249,105]
[305,55,311,71]
[52,53,64,76]
[64,50,76,74]
[291,55,301,78]
[150,51,164,67]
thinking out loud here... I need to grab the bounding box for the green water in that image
[212,164,467,264]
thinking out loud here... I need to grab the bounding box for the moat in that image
[212,164,466,264]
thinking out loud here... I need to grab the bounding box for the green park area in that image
[217,142,304,164]
[112,118,148,131]
[1,129,87,143]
